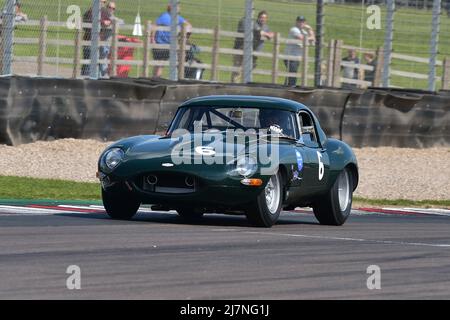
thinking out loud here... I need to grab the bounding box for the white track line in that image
[90,205,159,213]
[0,205,68,215]
[245,231,450,248]
[58,205,104,211]
[0,204,178,216]
[380,207,450,217]
[401,208,450,216]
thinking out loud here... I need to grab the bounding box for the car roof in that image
[179,95,309,113]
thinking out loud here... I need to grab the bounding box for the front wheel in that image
[102,187,141,220]
[246,171,283,227]
[313,168,353,226]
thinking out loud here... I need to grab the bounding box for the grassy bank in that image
[1,175,449,208]
[0,176,100,201]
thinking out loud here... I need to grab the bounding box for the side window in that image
[299,112,319,148]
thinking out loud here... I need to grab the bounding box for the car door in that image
[298,111,330,193]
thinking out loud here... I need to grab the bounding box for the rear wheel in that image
[176,207,204,220]
[102,187,141,220]
[313,168,353,226]
[246,171,283,227]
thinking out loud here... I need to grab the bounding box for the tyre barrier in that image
[0,76,449,148]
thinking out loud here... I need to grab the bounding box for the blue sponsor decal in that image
[295,150,303,171]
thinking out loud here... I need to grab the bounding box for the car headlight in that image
[233,155,258,177]
[104,148,124,170]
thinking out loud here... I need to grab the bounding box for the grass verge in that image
[0,176,100,201]
[0,176,449,209]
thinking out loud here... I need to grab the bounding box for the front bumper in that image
[98,170,266,208]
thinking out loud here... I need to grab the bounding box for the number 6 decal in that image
[317,151,324,181]
[195,146,216,156]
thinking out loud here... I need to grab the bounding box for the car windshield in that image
[168,106,299,139]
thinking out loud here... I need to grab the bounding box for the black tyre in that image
[102,187,141,220]
[313,167,353,226]
[176,207,204,220]
[246,171,283,227]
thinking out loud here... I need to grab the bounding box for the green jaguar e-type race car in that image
[98,95,359,227]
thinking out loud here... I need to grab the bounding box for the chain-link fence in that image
[1,0,450,90]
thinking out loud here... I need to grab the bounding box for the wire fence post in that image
[142,21,152,78]
[382,0,395,87]
[89,0,101,79]
[178,23,186,81]
[72,27,82,79]
[110,20,119,77]
[442,57,450,90]
[211,26,220,81]
[332,40,343,88]
[315,0,324,87]
[37,16,48,76]
[373,46,384,87]
[169,0,178,81]
[271,32,280,84]
[243,0,254,84]
[428,0,441,92]
[1,0,15,75]
[301,37,308,87]
[326,40,335,87]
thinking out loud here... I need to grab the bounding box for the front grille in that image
[137,172,199,194]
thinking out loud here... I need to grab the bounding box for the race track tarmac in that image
[0,202,449,299]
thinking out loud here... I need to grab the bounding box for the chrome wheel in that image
[338,170,350,212]
[265,174,281,214]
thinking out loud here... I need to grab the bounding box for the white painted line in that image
[380,207,450,217]
[0,205,67,213]
[0,210,56,216]
[59,205,102,210]
[402,208,450,216]
[0,205,67,215]
[350,210,384,216]
[0,205,103,216]
[425,208,450,213]
[245,231,450,248]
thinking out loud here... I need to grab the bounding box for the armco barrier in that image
[0,76,449,148]
[342,90,450,147]
[0,77,165,145]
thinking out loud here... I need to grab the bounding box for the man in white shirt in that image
[283,16,315,86]
[14,1,28,22]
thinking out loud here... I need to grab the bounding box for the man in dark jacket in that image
[231,10,274,83]
[81,0,112,76]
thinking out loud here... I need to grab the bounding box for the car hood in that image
[107,133,249,177]
[125,133,248,159]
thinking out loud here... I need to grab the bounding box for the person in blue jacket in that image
[152,2,191,77]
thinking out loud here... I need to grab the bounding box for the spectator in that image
[14,1,28,23]
[363,52,377,85]
[152,2,191,78]
[81,0,111,76]
[231,10,274,83]
[283,15,315,86]
[99,1,124,78]
[341,49,359,89]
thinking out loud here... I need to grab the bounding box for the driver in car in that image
[259,109,290,136]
